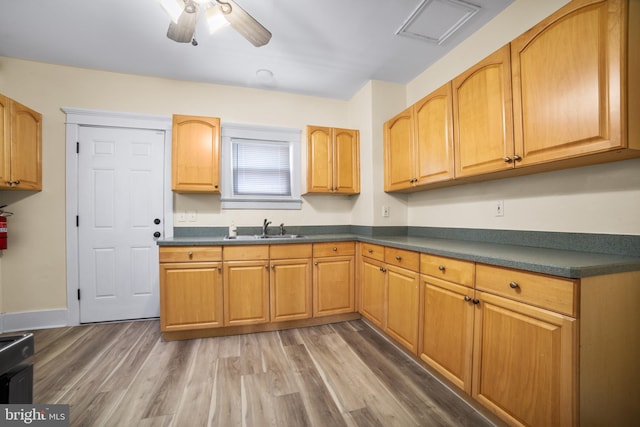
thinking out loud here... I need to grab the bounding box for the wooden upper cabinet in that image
[384,83,455,191]
[413,83,455,186]
[453,44,515,178]
[0,94,42,191]
[384,107,414,191]
[306,125,359,194]
[171,114,220,193]
[512,0,639,166]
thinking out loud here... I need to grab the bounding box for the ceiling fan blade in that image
[167,5,198,43]
[218,0,272,47]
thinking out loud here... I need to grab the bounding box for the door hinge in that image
[76,215,79,227]
[76,142,80,154]
[77,289,81,300]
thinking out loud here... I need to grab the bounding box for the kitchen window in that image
[221,123,302,209]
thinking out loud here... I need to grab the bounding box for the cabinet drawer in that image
[476,264,578,316]
[270,243,312,259]
[314,242,355,257]
[223,245,269,260]
[421,254,474,287]
[159,246,222,263]
[361,242,385,261]
[385,247,419,271]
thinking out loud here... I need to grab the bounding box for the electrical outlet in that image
[177,211,186,222]
[382,205,390,217]
[187,210,197,222]
[495,200,504,217]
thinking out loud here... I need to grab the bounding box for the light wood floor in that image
[28,319,494,427]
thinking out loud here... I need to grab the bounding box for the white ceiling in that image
[0,0,513,100]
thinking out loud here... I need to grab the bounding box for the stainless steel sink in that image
[224,234,307,240]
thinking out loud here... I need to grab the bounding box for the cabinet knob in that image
[464,295,471,302]
[314,262,318,266]
[368,249,373,254]
[472,299,480,305]
[188,251,193,259]
[382,267,387,273]
[509,281,519,289]
[514,155,522,162]
[438,265,445,272]
[217,267,222,272]
[265,265,269,269]
[504,157,513,163]
[395,255,402,261]
[332,247,337,251]
[271,264,275,269]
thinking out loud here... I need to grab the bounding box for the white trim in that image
[220,123,302,210]
[62,107,173,326]
[0,309,69,333]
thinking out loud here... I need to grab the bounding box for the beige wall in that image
[403,0,640,235]
[0,57,364,314]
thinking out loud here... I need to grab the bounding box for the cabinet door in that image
[0,94,9,187]
[360,257,386,327]
[384,107,415,191]
[270,258,312,322]
[385,265,420,354]
[453,45,515,177]
[333,128,360,194]
[306,126,333,193]
[512,0,625,166]
[171,114,220,193]
[224,260,270,326]
[414,82,454,185]
[159,262,223,332]
[313,255,355,317]
[419,276,474,393]
[472,291,576,427]
[9,100,42,190]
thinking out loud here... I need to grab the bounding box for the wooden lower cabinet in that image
[472,291,576,427]
[385,264,420,354]
[160,261,223,332]
[270,257,312,322]
[223,260,270,326]
[159,246,224,332]
[360,256,386,327]
[419,276,474,393]
[313,242,355,317]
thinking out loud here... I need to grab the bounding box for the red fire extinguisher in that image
[0,205,11,250]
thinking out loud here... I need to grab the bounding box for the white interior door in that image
[78,126,165,323]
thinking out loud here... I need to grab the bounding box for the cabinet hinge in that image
[76,215,79,227]
[77,289,81,300]
[76,142,80,154]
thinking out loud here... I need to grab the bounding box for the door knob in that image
[153,231,161,238]
[154,218,161,225]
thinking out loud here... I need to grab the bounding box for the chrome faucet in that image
[279,223,286,236]
[262,218,272,236]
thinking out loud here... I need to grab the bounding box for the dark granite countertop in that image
[158,233,640,279]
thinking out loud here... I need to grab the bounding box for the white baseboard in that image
[0,309,69,333]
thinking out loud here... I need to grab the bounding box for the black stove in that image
[0,333,34,404]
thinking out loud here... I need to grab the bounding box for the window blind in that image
[232,140,291,196]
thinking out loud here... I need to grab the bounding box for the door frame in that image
[63,108,173,326]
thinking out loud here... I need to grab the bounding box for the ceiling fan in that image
[159,0,272,47]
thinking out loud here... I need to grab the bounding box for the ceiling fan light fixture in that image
[206,5,230,33]
[159,0,185,23]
